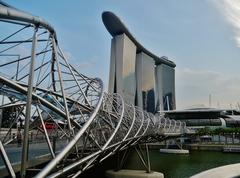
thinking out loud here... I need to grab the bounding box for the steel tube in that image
[35,78,104,178]
[20,26,37,178]
[0,3,55,34]
[0,141,16,178]
[36,106,55,158]
[52,37,73,133]
[58,47,91,106]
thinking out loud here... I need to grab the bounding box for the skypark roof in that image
[102,11,176,68]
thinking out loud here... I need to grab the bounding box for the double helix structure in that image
[0,2,187,178]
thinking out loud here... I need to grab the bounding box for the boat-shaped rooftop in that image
[102,11,176,67]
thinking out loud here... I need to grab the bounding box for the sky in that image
[5,0,240,109]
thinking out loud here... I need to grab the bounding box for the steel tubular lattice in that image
[0,2,187,178]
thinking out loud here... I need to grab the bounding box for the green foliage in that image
[197,127,211,136]
[197,127,240,136]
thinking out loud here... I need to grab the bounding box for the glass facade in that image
[185,119,222,126]
[108,33,176,112]
[156,64,176,111]
[136,52,156,113]
[108,33,137,104]
[121,35,137,104]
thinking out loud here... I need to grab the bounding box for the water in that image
[81,149,240,178]
[125,150,240,178]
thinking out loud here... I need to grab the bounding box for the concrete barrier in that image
[106,169,164,178]
[190,163,240,178]
[159,149,189,154]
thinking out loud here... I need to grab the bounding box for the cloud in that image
[213,0,240,47]
[176,68,240,109]
[62,51,72,60]
[71,58,97,74]
[60,49,97,70]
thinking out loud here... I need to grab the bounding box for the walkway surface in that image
[191,163,240,178]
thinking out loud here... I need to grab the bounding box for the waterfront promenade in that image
[191,163,240,178]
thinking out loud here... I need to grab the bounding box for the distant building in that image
[136,52,156,113]
[164,108,240,128]
[102,11,176,113]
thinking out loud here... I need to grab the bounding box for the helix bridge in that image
[0,2,188,178]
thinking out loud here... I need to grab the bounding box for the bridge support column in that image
[134,144,151,173]
[107,144,164,178]
[160,137,189,154]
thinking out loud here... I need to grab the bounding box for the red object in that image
[41,122,57,129]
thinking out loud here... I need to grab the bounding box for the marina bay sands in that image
[0,1,240,178]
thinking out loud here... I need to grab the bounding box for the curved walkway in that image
[191,163,240,178]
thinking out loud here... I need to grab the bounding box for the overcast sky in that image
[7,0,240,109]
